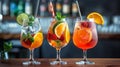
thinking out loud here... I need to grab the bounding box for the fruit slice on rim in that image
[31,32,43,48]
[54,22,66,38]
[16,13,29,25]
[87,12,104,25]
[77,28,92,44]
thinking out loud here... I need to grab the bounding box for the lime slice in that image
[17,13,29,25]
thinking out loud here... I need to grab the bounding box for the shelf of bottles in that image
[0,0,79,18]
[0,0,120,39]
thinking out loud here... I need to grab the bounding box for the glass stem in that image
[56,49,61,61]
[83,49,87,61]
[29,49,34,61]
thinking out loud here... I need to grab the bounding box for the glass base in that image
[23,61,41,65]
[76,60,95,65]
[50,60,67,65]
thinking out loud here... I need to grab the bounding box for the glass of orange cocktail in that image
[73,18,98,64]
[47,12,70,65]
[20,17,43,65]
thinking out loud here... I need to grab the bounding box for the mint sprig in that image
[3,42,12,52]
[55,12,65,21]
[53,12,66,33]
[22,33,34,43]
[28,15,35,26]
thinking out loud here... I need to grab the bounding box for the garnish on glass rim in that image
[87,12,104,25]
[17,13,35,43]
[17,13,35,26]
[52,12,66,38]
[55,12,66,21]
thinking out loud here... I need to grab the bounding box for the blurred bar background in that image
[0,0,120,58]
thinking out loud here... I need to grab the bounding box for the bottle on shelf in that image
[0,0,1,14]
[62,0,70,16]
[2,0,9,16]
[72,0,78,17]
[17,0,24,15]
[10,0,17,17]
[25,0,33,15]
[56,0,62,13]
[0,0,3,23]
[39,0,47,17]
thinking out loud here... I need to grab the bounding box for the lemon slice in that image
[54,23,66,38]
[87,12,104,25]
[16,13,29,25]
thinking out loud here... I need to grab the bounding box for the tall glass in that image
[47,18,70,65]
[20,18,43,65]
[73,18,98,64]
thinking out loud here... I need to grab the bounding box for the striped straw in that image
[48,0,55,18]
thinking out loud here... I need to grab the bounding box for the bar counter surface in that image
[0,58,120,67]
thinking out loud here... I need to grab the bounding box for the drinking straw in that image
[35,0,40,17]
[76,0,82,20]
[48,0,55,18]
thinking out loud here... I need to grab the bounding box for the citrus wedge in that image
[87,12,104,25]
[17,13,29,25]
[54,23,66,38]
[65,23,70,43]
[31,32,43,48]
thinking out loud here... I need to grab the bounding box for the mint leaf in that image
[29,36,34,42]
[22,33,27,40]
[27,15,35,26]
[27,32,34,42]
[3,42,12,52]
[29,15,35,21]
[61,16,66,19]
[22,33,34,43]
[28,21,33,26]
[56,12,61,18]
[56,12,65,21]
[55,40,61,47]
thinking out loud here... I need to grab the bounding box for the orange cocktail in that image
[73,12,104,64]
[73,19,98,64]
[73,20,98,50]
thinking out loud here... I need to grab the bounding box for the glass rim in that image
[76,18,95,23]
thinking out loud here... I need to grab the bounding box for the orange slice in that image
[87,12,104,25]
[31,32,43,48]
[65,23,70,43]
[77,28,92,44]
[50,40,57,47]
[54,23,66,38]
[50,40,62,50]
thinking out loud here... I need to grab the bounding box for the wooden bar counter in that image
[0,58,120,67]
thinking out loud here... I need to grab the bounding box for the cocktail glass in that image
[20,18,43,65]
[47,18,70,65]
[73,18,98,64]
